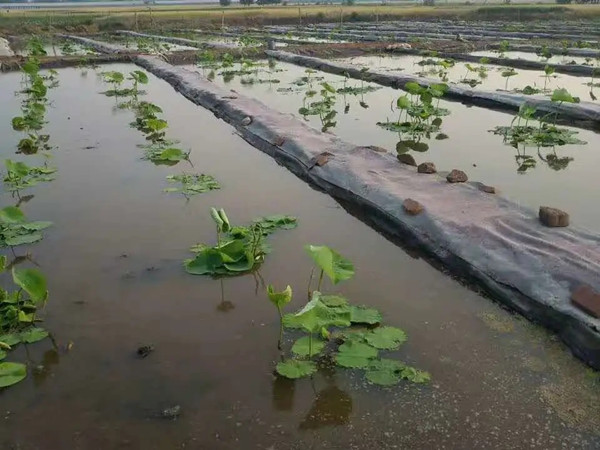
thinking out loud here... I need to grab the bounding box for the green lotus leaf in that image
[276,359,317,379]
[365,326,407,350]
[0,362,27,388]
[291,336,325,357]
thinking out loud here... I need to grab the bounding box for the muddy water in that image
[192,60,600,231]
[1,65,599,449]
[340,54,600,103]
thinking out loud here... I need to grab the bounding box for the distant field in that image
[2,3,600,34]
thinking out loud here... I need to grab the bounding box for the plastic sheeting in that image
[135,54,600,368]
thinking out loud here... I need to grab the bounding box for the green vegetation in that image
[164,173,221,197]
[491,89,584,173]
[377,81,449,154]
[271,245,430,387]
[0,256,52,388]
[184,209,297,276]
[0,206,52,248]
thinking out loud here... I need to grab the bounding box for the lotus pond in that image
[339,54,600,102]
[0,58,599,448]
[190,58,600,230]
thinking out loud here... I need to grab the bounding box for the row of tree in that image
[220,0,283,5]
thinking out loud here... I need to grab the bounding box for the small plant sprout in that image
[184,210,297,276]
[164,173,220,198]
[501,67,518,90]
[377,82,449,148]
[497,40,510,57]
[299,81,338,132]
[542,65,556,92]
[101,71,125,96]
[587,67,600,101]
[491,90,585,172]
[127,70,149,100]
[305,244,354,293]
[211,207,230,247]
[267,284,292,350]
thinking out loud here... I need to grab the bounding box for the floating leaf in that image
[253,215,298,234]
[365,326,407,350]
[0,362,27,388]
[0,334,21,347]
[400,366,431,384]
[184,248,223,275]
[19,327,48,344]
[12,268,47,304]
[350,306,382,325]
[365,358,406,386]
[291,336,326,357]
[276,359,317,379]
[335,341,378,368]
[164,173,220,196]
[305,245,354,285]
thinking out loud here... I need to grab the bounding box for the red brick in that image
[571,285,600,318]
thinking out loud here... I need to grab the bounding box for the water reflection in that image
[299,383,352,430]
[216,279,235,313]
[32,348,60,387]
[272,375,296,411]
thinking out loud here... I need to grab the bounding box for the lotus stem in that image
[307,267,315,300]
[277,306,283,351]
[317,269,324,292]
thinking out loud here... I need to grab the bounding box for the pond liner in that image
[385,48,599,78]
[265,50,600,130]
[115,30,238,50]
[133,55,600,368]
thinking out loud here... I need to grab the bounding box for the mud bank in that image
[115,30,237,50]
[386,48,598,78]
[57,34,131,54]
[266,50,600,129]
[0,53,129,72]
[485,43,600,59]
[0,37,13,57]
[133,55,600,369]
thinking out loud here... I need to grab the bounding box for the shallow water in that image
[340,54,600,104]
[471,50,598,67]
[192,60,600,231]
[0,64,599,449]
[12,42,97,57]
[97,36,198,53]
